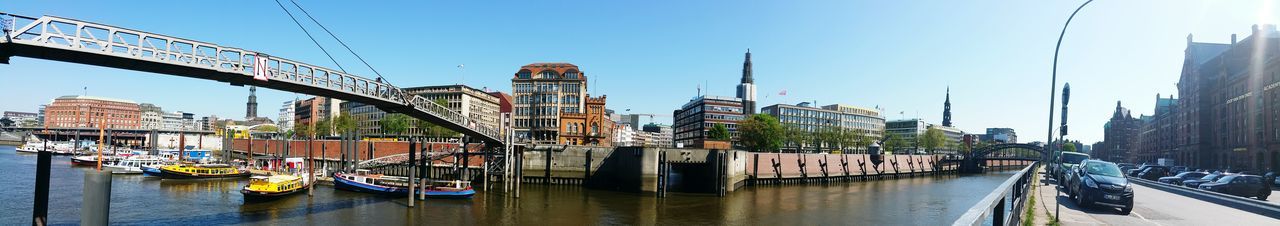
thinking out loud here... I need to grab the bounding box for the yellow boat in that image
[240,174,307,202]
[157,164,251,179]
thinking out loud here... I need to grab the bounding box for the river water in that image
[0,145,1017,225]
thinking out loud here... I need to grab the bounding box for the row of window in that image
[516,70,582,79]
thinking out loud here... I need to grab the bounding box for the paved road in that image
[1037,172,1280,225]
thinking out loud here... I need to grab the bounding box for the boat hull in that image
[333,175,408,196]
[141,166,164,177]
[241,187,306,202]
[70,157,114,166]
[423,188,476,199]
[157,168,250,179]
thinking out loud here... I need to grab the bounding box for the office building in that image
[44,95,141,129]
[762,102,885,152]
[673,95,745,149]
[511,63,590,144]
[557,95,612,146]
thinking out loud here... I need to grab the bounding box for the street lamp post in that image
[1047,0,1093,222]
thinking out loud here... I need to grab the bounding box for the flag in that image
[779,90,787,96]
[253,54,271,81]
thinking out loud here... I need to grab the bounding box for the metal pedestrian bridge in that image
[0,12,504,145]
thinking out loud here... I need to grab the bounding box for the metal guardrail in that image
[1130,177,1280,219]
[953,162,1039,226]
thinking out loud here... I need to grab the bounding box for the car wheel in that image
[1120,206,1132,215]
[1074,190,1087,208]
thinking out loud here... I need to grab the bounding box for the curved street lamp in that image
[1047,0,1093,222]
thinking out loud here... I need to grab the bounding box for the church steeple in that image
[942,87,952,127]
[737,49,757,115]
[742,49,753,84]
[246,86,258,119]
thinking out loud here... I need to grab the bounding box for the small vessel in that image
[17,141,46,153]
[157,164,251,179]
[333,170,475,198]
[141,165,164,176]
[422,180,476,198]
[71,155,118,167]
[333,170,410,196]
[105,156,168,174]
[241,174,308,202]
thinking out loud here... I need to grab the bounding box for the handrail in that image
[953,162,1038,226]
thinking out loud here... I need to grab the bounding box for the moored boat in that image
[71,155,117,166]
[333,170,410,196]
[422,180,476,198]
[105,156,168,174]
[157,164,251,179]
[332,170,474,198]
[141,165,164,176]
[241,174,308,202]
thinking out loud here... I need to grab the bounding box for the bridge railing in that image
[953,162,1038,226]
[0,12,502,143]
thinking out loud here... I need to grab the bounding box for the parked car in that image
[1068,160,1134,214]
[1137,166,1172,180]
[1127,165,1152,177]
[1198,175,1271,200]
[1055,152,1091,182]
[1158,172,1207,185]
[1183,173,1228,188]
[1170,166,1189,174]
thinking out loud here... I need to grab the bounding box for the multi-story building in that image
[617,114,643,130]
[37,105,46,125]
[405,85,502,133]
[557,95,611,146]
[929,124,965,154]
[1100,101,1141,163]
[511,63,589,144]
[162,111,184,131]
[278,100,295,132]
[642,123,674,148]
[981,128,1018,143]
[673,95,745,149]
[44,95,141,129]
[343,85,501,137]
[294,97,327,132]
[762,102,885,152]
[885,119,926,154]
[139,103,163,130]
[613,124,638,147]
[3,111,39,127]
[1134,95,1179,164]
[1170,25,1280,170]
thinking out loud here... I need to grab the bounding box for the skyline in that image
[1,0,1278,143]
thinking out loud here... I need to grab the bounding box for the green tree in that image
[293,123,313,139]
[884,133,906,155]
[708,123,731,141]
[333,113,357,135]
[921,127,946,154]
[380,113,412,138]
[1061,142,1078,153]
[737,114,784,152]
[315,118,332,137]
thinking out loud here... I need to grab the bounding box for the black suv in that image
[1137,166,1171,180]
[1198,175,1272,200]
[1068,160,1134,214]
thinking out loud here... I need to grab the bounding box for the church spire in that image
[742,48,753,84]
[942,87,952,127]
[246,86,258,119]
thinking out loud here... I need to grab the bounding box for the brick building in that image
[44,95,141,129]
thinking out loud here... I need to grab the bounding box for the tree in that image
[293,123,313,139]
[921,126,946,154]
[1061,142,1078,153]
[380,113,412,138]
[708,123,731,141]
[315,118,332,138]
[884,133,906,155]
[253,125,279,133]
[782,124,808,152]
[333,113,357,135]
[737,114,784,152]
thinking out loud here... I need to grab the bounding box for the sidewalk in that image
[1028,167,1104,226]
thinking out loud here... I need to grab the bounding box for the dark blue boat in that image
[333,170,474,198]
[141,165,163,177]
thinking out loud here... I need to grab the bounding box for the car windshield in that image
[1215,175,1237,182]
[1062,154,1089,165]
[1199,174,1219,180]
[1084,161,1123,177]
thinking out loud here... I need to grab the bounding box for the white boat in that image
[105,156,169,174]
[17,141,46,153]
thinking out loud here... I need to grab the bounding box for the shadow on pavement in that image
[1054,193,1128,215]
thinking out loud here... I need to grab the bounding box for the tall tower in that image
[942,87,952,127]
[737,49,757,115]
[246,86,258,119]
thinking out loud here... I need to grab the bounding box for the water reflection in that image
[0,146,1015,225]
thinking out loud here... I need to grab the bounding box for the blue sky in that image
[1,0,1276,143]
